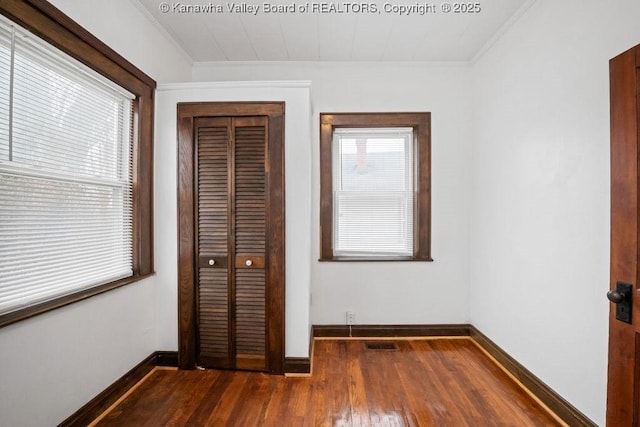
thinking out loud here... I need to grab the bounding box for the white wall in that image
[193,62,474,326]
[48,0,192,83]
[154,82,312,358]
[0,1,192,426]
[470,0,640,424]
[0,279,156,426]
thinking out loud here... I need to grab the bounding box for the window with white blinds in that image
[333,128,414,257]
[0,17,135,316]
[320,112,431,262]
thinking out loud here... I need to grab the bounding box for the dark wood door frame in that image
[177,102,285,374]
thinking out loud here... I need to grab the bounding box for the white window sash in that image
[332,128,415,257]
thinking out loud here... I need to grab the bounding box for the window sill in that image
[0,272,156,329]
[319,257,434,262]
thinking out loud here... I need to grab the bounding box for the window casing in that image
[0,1,155,327]
[320,113,432,261]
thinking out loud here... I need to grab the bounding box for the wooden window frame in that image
[319,112,432,262]
[0,0,156,328]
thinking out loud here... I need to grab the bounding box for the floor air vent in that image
[365,342,398,350]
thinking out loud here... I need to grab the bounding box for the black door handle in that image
[607,290,625,304]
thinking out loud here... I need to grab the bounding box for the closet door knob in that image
[208,259,215,266]
[245,259,253,266]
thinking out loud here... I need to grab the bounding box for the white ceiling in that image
[135,0,530,62]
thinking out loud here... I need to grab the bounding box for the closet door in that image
[196,117,231,369]
[195,116,268,372]
[178,102,284,374]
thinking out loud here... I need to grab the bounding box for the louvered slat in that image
[197,124,229,364]
[234,124,266,367]
[236,269,266,355]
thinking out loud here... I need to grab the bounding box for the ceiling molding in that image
[191,60,472,69]
[157,80,312,91]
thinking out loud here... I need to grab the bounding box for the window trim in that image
[0,0,156,328]
[319,112,432,262]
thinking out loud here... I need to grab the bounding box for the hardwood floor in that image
[92,338,564,426]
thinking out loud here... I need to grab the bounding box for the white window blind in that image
[333,127,414,257]
[0,17,135,316]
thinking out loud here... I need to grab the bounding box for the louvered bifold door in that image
[233,117,268,371]
[195,117,232,369]
[195,116,268,372]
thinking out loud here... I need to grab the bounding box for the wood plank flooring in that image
[93,338,564,426]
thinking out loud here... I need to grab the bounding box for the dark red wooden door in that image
[607,44,640,425]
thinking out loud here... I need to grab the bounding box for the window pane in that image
[0,174,132,314]
[0,18,134,316]
[333,128,413,257]
[335,192,413,255]
[339,137,409,191]
[12,30,132,181]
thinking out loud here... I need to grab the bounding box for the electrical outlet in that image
[346,311,355,325]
